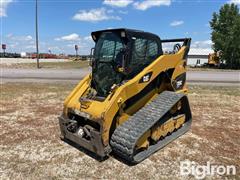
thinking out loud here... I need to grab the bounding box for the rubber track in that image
[110,91,190,163]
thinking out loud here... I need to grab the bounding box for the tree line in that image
[210,3,240,69]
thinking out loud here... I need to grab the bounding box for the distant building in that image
[20,52,31,58]
[187,49,214,65]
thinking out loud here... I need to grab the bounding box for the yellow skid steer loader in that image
[59,28,192,163]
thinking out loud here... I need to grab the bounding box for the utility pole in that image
[35,0,40,68]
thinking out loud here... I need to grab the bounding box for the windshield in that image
[94,32,124,63]
[91,32,126,97]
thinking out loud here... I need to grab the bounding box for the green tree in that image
[210,3,240,69]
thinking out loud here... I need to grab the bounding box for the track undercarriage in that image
[110,91,192,163]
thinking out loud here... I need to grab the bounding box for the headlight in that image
[73,109,91,119]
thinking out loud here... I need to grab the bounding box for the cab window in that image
[95,32,124,62]
[129,37,159,76]
[146,40,158,61]
[131,38,148,68]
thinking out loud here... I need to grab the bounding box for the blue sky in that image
[1,0,239,55]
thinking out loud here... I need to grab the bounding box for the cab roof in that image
[91,28,161,42]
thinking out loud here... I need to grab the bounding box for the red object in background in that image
[2,44,6,50]
[31,53,57,59]
[75,45,78,51]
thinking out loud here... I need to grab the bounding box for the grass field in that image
[0,60,89,69]
[0,83,239,179]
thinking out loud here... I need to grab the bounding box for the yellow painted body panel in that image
[151,114,185,142]
[63,46,188,146]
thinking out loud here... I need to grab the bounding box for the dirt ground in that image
[0,83,239,179]
[187,66,239,72]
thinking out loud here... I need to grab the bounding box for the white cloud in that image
[25,35,33,41]
[25,45,35,50]
[6,34,33,41]
[3,32,94,54]
[84,36,92,41]
[9,42,19,48]
[3,34,36,53]
[67,44,77,48]
[73,8,121,22]
[170,20,184,26]
[103,0,133,7]
[48,46,61,51]
[54,34,94,54]
[228,0,240,5]
[0,0,13,17]
[133,0,171,11]
[192,40,213,49]
[55,33,80,41]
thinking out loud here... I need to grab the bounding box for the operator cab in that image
[90,28,163,97]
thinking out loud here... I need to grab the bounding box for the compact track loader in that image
[59,28,192,163]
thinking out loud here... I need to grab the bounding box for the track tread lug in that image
[110,91,191,163]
